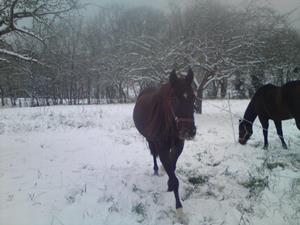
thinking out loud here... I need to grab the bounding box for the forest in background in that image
[0,0,300,112]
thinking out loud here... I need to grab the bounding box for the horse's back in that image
[136,87,157,99]
[282,81,300,117]
[254,84,279,106]
[253,84,291,120]
[282,80,300,93]
[253,81,300,120]
[255,84,276,95]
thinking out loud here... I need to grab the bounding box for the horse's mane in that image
[243,84,276,124]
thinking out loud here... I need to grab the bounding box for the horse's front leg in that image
[169,139,184,174]
[158,148,182,209]
[259,116,269,150]
[159,141,189,224]
[167,141,184,192]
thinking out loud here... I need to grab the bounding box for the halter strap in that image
[175,117,194,123]
[240,122,251,142]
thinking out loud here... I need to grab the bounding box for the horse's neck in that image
[159,84,172,119]
[158,86,177,134]
[244,99,257,124]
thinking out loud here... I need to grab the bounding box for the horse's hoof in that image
[263,146,268,150]
[176,208,189,225]
[282,144,288,150]
[154,170,159,176]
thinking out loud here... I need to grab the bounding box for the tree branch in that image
[15,27,46,45]
[0,48,42,65]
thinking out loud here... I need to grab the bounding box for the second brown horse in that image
[239,81,300,149]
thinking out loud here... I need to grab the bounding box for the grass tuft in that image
[188,175,209,185]
[131,202,146,223]
[240,175,269,198]
[266,162,285,170]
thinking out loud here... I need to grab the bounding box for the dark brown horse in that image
[239,81,300,149]
[133,68,196,210]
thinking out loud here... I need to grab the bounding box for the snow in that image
[0,100,300,225]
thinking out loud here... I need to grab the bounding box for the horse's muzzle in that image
[179,126,196,140]
[239,138,247,145]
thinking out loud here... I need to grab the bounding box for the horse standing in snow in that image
[239,81,300,149]
[133,69,196,213]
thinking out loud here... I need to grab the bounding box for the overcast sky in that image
[82,0,300,29]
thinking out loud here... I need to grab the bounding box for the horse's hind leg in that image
[274,120,288,149]
[295,118,300,130]
[148,141,159,175]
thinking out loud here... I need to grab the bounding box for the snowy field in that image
[0,100,300,225]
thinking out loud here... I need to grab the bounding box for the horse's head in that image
[238,119,253,145]
[168,68,196,140]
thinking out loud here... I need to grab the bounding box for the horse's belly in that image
[133,105,147,136]
[268,110,293,121]
[133,98,154,139]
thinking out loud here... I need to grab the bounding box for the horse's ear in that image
[169,70,177,86]
[186,68,194,85]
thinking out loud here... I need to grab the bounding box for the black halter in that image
[169,101,194,129]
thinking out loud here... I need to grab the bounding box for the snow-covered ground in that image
[0,100,299,225]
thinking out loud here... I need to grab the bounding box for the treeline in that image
[0,0,300,111]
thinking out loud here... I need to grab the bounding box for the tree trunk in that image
[133,84,138,98]
[207,81,218,99]
[195,87,203,114]
[0,86,4,106]
[10,96,16,106]
[194,70,213,114]
[31,97,35,107]
[87,76,91,105]
[118,82,126,103]
[96,85,100,104]
[69,79,74,105]
[106,86,112,104]
[36,97,40,107]
[220,79,227,98]
[52,83,58,105]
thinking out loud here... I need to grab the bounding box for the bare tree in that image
[1,1,299,107]
[0,0,79,62]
